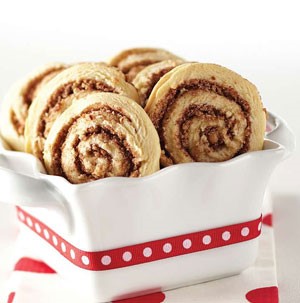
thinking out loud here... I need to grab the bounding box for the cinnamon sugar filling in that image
[73,128,136,179]
[152,79,251,161]
[126,65,147,82]
[141,67,174,104]
[11,67,65,135]
[74,134,113,179]
[122,59,165,82]
[23,67,65,106]
[37,79,116,139]
[50,107,141,180]
[11,111,25,136]
[180,104,230,152]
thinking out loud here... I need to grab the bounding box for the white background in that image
[0,1,299,302]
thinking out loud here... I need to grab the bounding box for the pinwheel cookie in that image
[132,59,184,107]
[44,92,160,184]
[0,63,67,151]
[110,48,182,82]
[25,62,140,162]
[145,63,266,166]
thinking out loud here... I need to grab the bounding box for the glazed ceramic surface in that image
[0,112,295,302]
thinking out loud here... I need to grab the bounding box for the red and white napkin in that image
[0,193,278,303]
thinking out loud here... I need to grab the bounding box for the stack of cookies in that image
[0,48,266,184]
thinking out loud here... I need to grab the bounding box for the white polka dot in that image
[202,235,211,245]
[222,231,231,241]
[101,255,111,266]
[61,242,66,252]
[258,222,262,231]
[81,255,90,265]
[52,235,58,246]
[26,217,33,227]
[19,212,25,221]
[122,251,132,262]
[163,243,172,253]
[43,229,50,239]
[35,223,41,233]
[241,227,250,237]
[183,239,192,249]
[143,247,152,257]
[70,249,76,259]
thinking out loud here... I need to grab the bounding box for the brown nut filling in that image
[150,79,251,163]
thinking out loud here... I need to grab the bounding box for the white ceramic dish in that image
[0,112,295,302]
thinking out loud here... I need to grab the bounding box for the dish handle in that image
[266,112,296,160]
[0,152,65,210]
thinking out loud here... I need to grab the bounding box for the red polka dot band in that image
[17,207,262,271]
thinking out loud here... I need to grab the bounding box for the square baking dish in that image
[0,112,294,302]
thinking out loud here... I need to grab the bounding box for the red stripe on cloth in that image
[14,257,56,274]
[16,207,262,271]
[262,214,273,227]
[7,292,15,303]
[246,286,279,303]
[113,291,166,302]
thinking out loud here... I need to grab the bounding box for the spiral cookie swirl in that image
[44,92,160,184]
[0,63,67,151]
[133,59,184,107]
[110,48,182,82]
[145,63,266,166]
[25,63,140,161]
